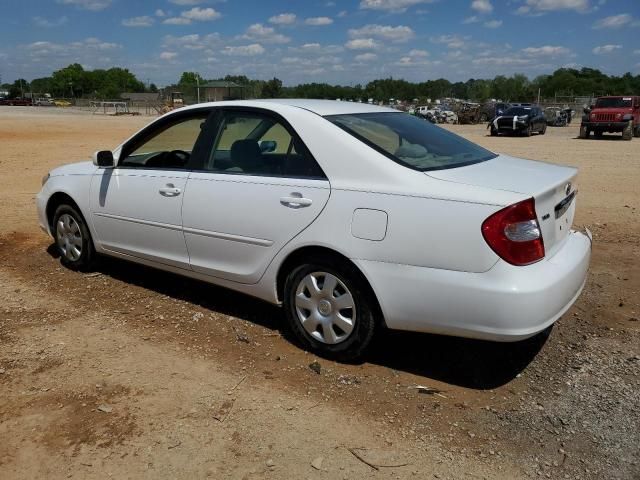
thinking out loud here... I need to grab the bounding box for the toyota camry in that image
[37,100,591,359]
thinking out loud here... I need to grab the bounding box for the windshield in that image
[326,112,496,171]
[504,107,532,116]
[595,97,632,109]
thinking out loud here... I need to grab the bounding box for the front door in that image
[182,108,330,283]
[90,111,211,269]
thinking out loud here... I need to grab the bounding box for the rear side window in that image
[327,112,496,171]
[205,111,325,179]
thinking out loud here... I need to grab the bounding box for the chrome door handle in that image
[159,184,181,197]
[280,193,312,208]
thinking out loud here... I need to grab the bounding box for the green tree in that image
[262,77,283,98]
[8,79,29,98]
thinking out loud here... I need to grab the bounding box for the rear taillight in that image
[482,198,545,266]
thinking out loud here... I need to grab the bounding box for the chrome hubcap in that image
[56,214,82,262]
[294,271,356,345]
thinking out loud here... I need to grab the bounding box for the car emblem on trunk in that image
[565,182,572,196]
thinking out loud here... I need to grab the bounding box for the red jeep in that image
[580,95,640,141]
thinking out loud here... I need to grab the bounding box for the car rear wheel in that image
[525,124,532,137]
[283,258,377,361]
[622,121,633,141]
[634,126,640,138]
[540,124,547,135]
[52,204,96,271]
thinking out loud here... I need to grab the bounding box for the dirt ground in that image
[0,107,638,480]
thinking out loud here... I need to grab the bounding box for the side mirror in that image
[259,140,277,153]
[583,107,591,115]
[93,150,114,167]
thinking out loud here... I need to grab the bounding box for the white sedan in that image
[37,100,591,359]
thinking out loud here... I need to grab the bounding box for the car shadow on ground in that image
[367,328,549,390]
[48,246,548,390]
[573,135,626,141]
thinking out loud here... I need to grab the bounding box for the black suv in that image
[488,105,547,137]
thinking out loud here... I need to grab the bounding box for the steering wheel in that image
[169,150,190,165]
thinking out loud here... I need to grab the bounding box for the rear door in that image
[182,108,330,284]
[90,110,212,269]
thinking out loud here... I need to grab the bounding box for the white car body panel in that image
[36,99,592,343]
[89,169,191,269]
[182,173,330,283]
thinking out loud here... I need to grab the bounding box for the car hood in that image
[591,108,632,114]
[50,161,97,177]
[425,154,576,196]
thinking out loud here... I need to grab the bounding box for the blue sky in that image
[1,0,639,86]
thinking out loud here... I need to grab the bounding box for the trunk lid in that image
[427,154,578,256]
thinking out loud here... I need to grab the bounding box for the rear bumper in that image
[355,229,591,342]
[581,121,627,131]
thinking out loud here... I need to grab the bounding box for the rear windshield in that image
[595,97,632,108]
[504,107,532,116]
[326,112,496,171]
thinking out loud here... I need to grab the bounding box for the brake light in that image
[482,198,545,266]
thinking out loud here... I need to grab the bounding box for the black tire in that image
[634,126,640,138]
[579,125,589,139]
[525,124,532,137]
[622,121,633,141]
[283,256,377,361]
[490,126,498,136]
[52,204,96,271]
[540,124,547,135]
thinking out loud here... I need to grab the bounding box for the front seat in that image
[230,139,263,173]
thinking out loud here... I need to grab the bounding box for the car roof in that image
[181,99,398,116]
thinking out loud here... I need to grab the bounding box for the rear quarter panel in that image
[276,188,502,274]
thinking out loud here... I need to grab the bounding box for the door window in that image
[120,114,209,169]
[206,111,325,179]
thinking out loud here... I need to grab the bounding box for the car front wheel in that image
[579,125,589,139]
[52,204,96,271]
[283,258,377,361]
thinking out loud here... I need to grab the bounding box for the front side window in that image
[120,114,208,169]
[326,112,496,171]
[206,111,325,178]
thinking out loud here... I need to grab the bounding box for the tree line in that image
[3,63,639,103]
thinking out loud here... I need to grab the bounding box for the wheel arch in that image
[46,191,86,232]
[275,245,387,327]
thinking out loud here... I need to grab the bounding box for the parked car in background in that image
[489,105,547,136]
[54,99,72,107]
[35,97,55,107]
[0,97,33,106]
[37,99,591,360]
[544,107,572,127]
[580,96,640,140]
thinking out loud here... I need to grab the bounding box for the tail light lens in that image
[482,198,545,266]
